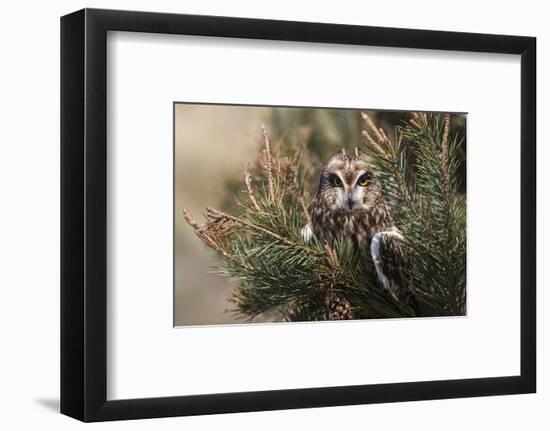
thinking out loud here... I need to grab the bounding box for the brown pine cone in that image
[325,292,353,320]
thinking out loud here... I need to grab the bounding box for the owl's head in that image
[317,148,379,212]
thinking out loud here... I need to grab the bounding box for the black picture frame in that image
[61,8,536,422]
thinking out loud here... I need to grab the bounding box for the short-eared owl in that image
[304,148,408,300]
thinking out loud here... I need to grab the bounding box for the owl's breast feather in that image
[310,203,394,245]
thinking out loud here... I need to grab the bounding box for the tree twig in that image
[244,163,262,212]
[261,125,276,204]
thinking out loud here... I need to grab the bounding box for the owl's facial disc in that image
[330,170,371,212]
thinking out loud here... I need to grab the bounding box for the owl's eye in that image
[358,173,370,187]
[331,175,343,187]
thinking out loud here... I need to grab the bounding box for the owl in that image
[303,148,408,301]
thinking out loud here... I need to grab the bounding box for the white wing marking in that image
[370,231,403,300]
[301,223,314,243]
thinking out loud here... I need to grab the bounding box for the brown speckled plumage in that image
[312,149,393,244]
[311,149,408,303]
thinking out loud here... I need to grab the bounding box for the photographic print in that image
[175,104,466,326]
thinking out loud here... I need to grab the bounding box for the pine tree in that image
[183,112,466,322]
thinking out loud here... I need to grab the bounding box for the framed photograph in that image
[61,8,536,422]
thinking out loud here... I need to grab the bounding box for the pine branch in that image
[360,111,466,315]
[184,113,466,322]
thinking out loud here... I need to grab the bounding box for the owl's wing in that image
[370,231,408,300]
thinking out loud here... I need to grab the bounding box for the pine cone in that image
[325,292,353,320]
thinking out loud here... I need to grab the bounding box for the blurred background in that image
[174,103,466,326]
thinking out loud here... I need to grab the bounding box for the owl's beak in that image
[346,194,355,211]
[343,185,359,211]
